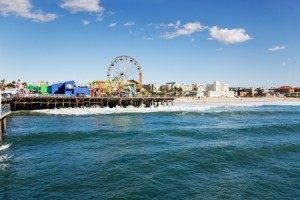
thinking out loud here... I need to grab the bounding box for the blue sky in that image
[0,0,299,87]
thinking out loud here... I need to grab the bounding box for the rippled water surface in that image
[1,102,300,199]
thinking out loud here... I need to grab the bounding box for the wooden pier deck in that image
[10,96,176,111]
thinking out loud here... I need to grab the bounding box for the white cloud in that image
[106,10,115,15]
[143,37,153,41]
[109,22,117,28]
[268,46,287,52]
[166,21,180,29]
[162,22,204,39]
[0,0,57,22]
[175,20,180,29]
[281,62,287,66]
[81,20,90,25]
[167,23,175,27]
[124,21,135,26]
[61,0,104,13]
[155,20,181,30]
[96,13,103,21]
[209,26,251,44]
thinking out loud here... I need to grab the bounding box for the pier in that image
[10,96,175,111]
[0,97,11,145]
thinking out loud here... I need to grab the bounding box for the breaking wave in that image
[31,102,300,115]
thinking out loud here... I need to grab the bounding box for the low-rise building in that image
[206,81,234,98]
[143,83,161,93]
[275,86,294,96]
[160,82,175,92]
[192,83,205,98]
[151,83,161,93]
[173,83,193,92]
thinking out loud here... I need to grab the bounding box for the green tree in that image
[6,82,15,88]
[256,88,265,97]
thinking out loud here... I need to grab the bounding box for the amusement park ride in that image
[90,55,143,97]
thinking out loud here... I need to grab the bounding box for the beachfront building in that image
[161,82,194,92]
[274,86,300,97]
[175,83,192,92]
[231,87,256,97]
[160,82,196,96]
[143,83,162,94]
[192,84,205,98]
[152,84,161,93]
[160,82,176,92]
[295,88,300,97]
[275,86,294,96]
[174,83,192,96]
[206,81,234,98]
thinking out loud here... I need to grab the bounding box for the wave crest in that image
[31,102,300,115]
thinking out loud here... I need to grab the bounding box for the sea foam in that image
[0,143,11,151]
[31,101,300,115]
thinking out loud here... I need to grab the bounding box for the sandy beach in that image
[174,96,300,103]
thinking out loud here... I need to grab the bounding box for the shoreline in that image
[174,97,300,103]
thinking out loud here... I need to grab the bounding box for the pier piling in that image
[0,117,7,145]
[1,117,7,136]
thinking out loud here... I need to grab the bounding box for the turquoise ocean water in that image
[1,102,300,199]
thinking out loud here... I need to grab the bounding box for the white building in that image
[192,83,205,98]
[143,84,162,93]
[151,83,161,93]
[160,82,191,92]
[173,83,193,92]
[206,81,234,98]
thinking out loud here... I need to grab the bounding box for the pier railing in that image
[0,104,11,118]
[1,92,12,118]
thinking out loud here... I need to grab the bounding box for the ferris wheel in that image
[107,55,143,93]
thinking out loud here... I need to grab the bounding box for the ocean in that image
[1,102,300,199]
